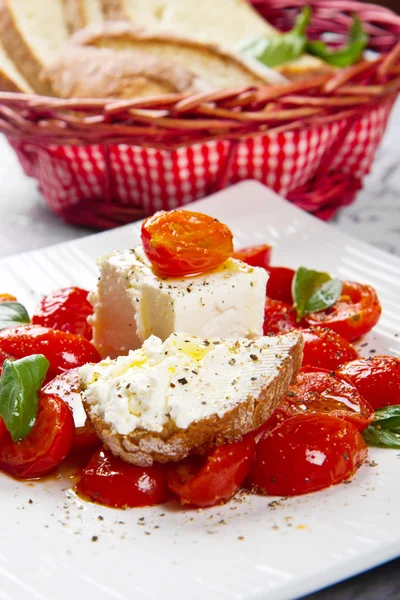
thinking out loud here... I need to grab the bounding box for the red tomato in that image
[302,327,358,370]
[0,418,6,445]
[233,244,272,269]
[76,448,170,508]
[0,393,75,479]
[32,287,93,340]
[43,369,100,450]
[0,294,17,302]
[338,356,400,410]
[0,349,12,375]
[265,266,295,304]
[304,281,381,342]
[141,210,234,277]
[0,325,100,377]
[167,435,256,507]
[263,298,298,335]
[247,414,367,496]
[266,368,374,432]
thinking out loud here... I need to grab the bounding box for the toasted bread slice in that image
[80,332,304,466]
[0,37,32,92]
[0,0,68,94]
[43,45,211,99]
[69,21,287,88]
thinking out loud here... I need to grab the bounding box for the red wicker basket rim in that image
[0,0,399,149]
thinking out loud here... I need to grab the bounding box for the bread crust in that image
[84,333,303,466]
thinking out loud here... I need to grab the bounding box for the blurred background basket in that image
[0,0,399,229]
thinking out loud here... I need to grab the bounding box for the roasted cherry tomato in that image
[233,244,272,269]
[263,298,298,335]
[32,287,93,340]
[0,294,17,302]
[302,327,358,370]
[304,281,381,342]
[141,210,234,277]
[0,325,100,378]
[247,414,367,496]
[0,393,75,479]
[265,367,374,432]
[338,356,400,410]
[43,369,100,450]
[0,418,6,445]
[76,448,170,508]
[265,266,295,304]
[0,349,12,375]
[167,435,255,507]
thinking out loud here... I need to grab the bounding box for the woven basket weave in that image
[1,0,399,228]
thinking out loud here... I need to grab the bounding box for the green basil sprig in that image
[292,267,342,322]
[237,6,311,68]
[0,302,30,331]
[363,406,400,449]
[0,355,49,442]
[306,15,368,68]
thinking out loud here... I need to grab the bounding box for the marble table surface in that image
[0,99,399,600]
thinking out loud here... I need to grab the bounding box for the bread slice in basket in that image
[69,21,287,89]
[80,331,304,467]
[62,0,126,34]
[0,37,32,92]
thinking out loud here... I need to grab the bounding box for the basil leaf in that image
[363,406,400,449]
[0,355,49,442]
[0,302,30,331]
[306,15,368,67]
[237,6,311,68]
[292,267,342,321]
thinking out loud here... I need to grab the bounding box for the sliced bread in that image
[42,45,211,99]
[62,0,125,33]
[69,21,286,89]
[0,37,32,92]
[0,0,69,94]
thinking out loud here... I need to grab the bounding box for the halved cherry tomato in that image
[338,356,400,410]
[167,434,255,507]
[0,294,17,302]
[247,414,367,496]
[43,369,100,450]
[0,349,12,375]
[263,298,298,335]
[141,210,234,277]
[302,327,358,370]
[304,281,381,342]
[0,393,75,479]
[76,448,170,508]
[265,266,295,304]
[265,367,374,432]
[32,287,93,340]
[233,244,272,269]
[0,418,6,445]
[0,325,100,377]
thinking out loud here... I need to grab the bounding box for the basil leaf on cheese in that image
[0,302,30,331]
[0,355,49,442]
[363,406,400,449]
[237,6,311,68]
[292,267,342,321]
[307,15,368,67]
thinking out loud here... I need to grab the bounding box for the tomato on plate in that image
[303,281,381,342]
[265,266,295,304]
[233,244,272,269]
[43,369,100,450]
[76,448,170,508]
[141,210,234,277]
[0,349,12,375]
[247,414,367,496]
[167,435,255,507]
[32,287,93,340]
[338,356,400,410]
[302,327,358,370]
[0,325,100,377]
[0,393,75,479]
[265,368,374,432]
[263,298,298,335]
[0,294,17,302]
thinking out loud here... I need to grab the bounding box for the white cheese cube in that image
[89,247,268,358]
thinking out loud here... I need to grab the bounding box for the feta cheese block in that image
[89,246,268,358]
[79,331,304,465]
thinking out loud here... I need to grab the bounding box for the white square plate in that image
[0,181,399,600]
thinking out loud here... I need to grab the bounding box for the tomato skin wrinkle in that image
[32,287,93,340]
[246,414,367,497]
[302,327,358,371]
[141,210,234,277]
[167,434,256,508]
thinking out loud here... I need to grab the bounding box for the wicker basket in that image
[0,0,399,228]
